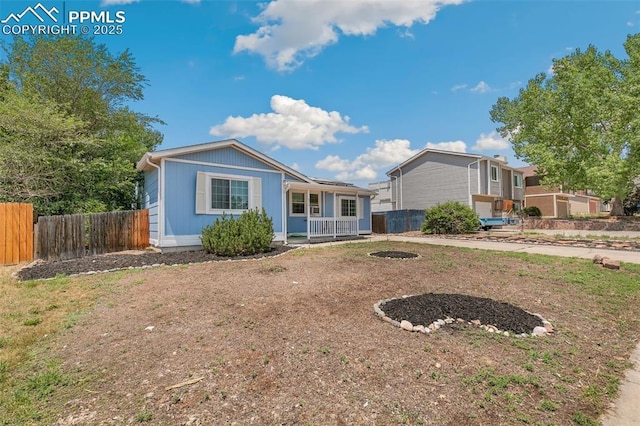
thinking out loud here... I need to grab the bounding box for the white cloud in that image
[547,63,555,75]
[290,162,300,171]
[425,141,467,152]
[398,28,415,39]
[470,81,491,93]
[472,131,509,151]
[210,95,368,150]
[181,0,200,3]
[315,139,419,181]
[234,0,465,71]
[451,83,467,92]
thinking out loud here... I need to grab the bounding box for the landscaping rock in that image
[400,320,414,331]
[532,326,548,337]
[602,258,621,270]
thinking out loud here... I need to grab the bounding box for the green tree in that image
[0,79,91,214]
[490,34,640,216]
[0,35,162,215]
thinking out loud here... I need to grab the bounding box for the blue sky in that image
[1,0,639,187]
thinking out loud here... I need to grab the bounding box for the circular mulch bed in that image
[16,245,295,281]
[377,293,548,335]
[369,251,420,259]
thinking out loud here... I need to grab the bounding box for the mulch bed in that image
[16,246,294,281]
[369,251,419,259]
[381,293,544,335]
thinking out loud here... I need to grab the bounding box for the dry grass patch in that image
[1,241,639,425]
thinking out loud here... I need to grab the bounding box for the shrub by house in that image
[421,201,480,234]
[201,208,274,256]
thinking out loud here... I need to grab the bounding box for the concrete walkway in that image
[293,233,640,424]
[370,234,640,264]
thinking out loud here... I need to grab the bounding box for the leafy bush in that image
[201,208,274,256]
[522,206,542,217]
[421,201,480,234]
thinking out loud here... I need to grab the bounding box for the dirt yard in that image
[22,241,640,425]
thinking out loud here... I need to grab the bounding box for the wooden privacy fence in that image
[0,203,34,265]
[36,209,149,262]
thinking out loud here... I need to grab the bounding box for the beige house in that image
[518,166,602,217]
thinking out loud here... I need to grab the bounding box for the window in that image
[290,192,321,216]
[340,198,357,217]
[309,194,320,214]
[490,165,499,182]
[514,174,523,188]
[195,172,260,215]
[525,176,540,187]
[211,178,248,210]
[291,192,305,214]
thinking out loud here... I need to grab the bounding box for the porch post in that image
[306,189,310,242]
[334,195,337,238]
[356,194,360,236]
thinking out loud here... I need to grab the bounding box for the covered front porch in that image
[284,180,373,242]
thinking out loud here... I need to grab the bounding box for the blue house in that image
[136,139,373,251]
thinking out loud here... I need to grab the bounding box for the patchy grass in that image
[1,242,639,425]
[0,265,140,425]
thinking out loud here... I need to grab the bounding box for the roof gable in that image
[386,148,526,176]
[386,148,481,175]
[137,138,313,183]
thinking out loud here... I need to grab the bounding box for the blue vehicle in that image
[479,217,520,230]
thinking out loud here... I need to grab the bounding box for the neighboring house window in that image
[290,192,321,216]
[195,172,261,215]
[525,176,541,186]
[491,165,499,182]
[514,174,523,188]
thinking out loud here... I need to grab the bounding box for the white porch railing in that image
[308,217,357,237]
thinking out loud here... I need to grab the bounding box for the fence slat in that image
[25,204,33,261]
[9,204,19,264]
[0,204,6,264]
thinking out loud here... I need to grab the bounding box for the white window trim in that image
[289,191,321,217]
[490,165,499,182]
[205,172,257,215]
[514,174,523,188]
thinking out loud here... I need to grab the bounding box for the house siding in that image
[391,152,477,209]
[162,158,284,238]
[360,196,371,231]
[143,169,159,241]
[174,147,274,171]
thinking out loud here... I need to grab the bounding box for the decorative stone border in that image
[373,295,554,338]
[367,251,422,260]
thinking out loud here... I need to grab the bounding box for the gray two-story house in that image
[378,148,524,218]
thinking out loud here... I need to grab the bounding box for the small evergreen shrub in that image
[421,201,480,234]
[201,208,274,256]
[522,206,542,217]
